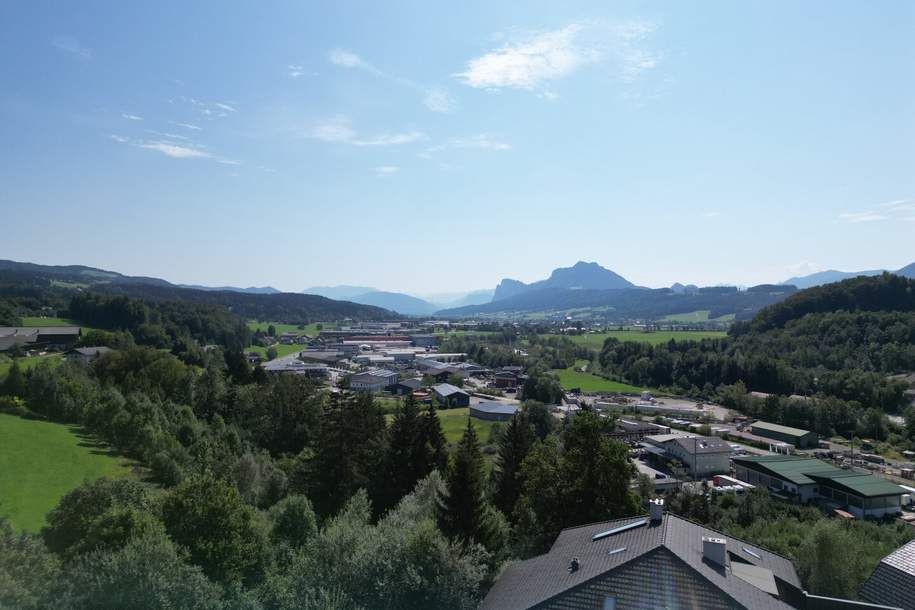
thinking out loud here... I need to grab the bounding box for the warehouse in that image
[749,421,819,449]
[733,454,904,518]
[470,402,518,421]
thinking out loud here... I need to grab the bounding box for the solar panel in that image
[743,546,762,559]
[607,546,627,556]
[592,519,648,541]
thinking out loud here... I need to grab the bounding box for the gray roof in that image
[69,346,112,357]
[433,383,468,397]
[471,402,518,416]
[671,435,732,454]
[480,513,801,610]
[861,540,915,609]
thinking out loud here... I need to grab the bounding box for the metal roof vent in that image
[703,536,727,567]
[568,556,581,573]
[649,498,664,522]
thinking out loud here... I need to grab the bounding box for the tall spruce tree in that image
[439,420,491,546]
[492,412,534,518]
[381,394,425,512]
[424,402,449,473]
[1,361,26,397]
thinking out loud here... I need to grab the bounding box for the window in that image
[602,597,616,610]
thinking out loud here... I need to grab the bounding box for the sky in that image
[1,1,913,294]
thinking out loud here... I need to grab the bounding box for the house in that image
[66,346,113,364]
[750,421,819,449]
[246,352,262,364]
[470,401,518,421]
[432,383,470,407]
[642,434,731,478]
[387,378,423,395]
[732,455,904,519]
[278,332,299,345]
[481,502,810,610]
[348,368,398,392]
[860,539,915,609]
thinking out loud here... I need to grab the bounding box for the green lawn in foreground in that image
[0,413,137,531]
[549,330,727,351]
[551,365,645,393]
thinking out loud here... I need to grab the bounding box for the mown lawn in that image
[436,407,498,444]
[0,413,137,531]
[551,364,645,393]
[19,317,83,327]
[548,330,727,351]
[660,310,736,323]
[245,343,304,360]
[246,321,329,336]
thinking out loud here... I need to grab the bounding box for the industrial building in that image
[470,402,518,421]
[749,421,818,449]
[432,383,470,407]
[642,434,732,478]
[348,368,398,392]
[732,455,904,519]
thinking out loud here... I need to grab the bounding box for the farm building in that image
[65,346,113,364]
[733,454,904,519]
[432,383,470,407]
[750,421,818,449]
[470,402,518,421]
[0,326,80,351]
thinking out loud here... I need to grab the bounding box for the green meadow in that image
[0,414,137,531]
[549,329,727,351]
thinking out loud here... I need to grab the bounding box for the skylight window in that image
[608,546,627,556]
[592,519,647,541]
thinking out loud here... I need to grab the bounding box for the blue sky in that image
[1,1,913,294]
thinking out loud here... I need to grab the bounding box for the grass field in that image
[437,407,498,444]
[551,361,645,393]
[548,330,727,351]
[659,310,736,323]
[0,414,137,531]
[0,353,64,380]
[244,343,304,360]
[247,321,329,336]
[19,317,83,327]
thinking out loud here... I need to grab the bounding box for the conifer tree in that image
[439,420,490,546]
[492,412,534,518]
[424,402,449,473]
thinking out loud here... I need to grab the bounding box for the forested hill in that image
[598,274,915,419]
[92,282,396,323]
[740,272,915,334]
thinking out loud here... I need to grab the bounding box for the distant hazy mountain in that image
[492,261,635,301]
[348,291,438,316]
[179,284,281,294]
[302,285,377,300]
[782,269,885,289]
[416,289,495,309]
[897,262,915,279]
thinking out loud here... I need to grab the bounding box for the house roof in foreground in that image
[480,513,800,610]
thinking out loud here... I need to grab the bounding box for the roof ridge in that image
[665,512,798,564]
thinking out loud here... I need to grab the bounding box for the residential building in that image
[732,455,904,519]
[643,434,731,478]
[65,346,113,364]
[470,402,518,421]
[750,421,819,449]
[432,383,470,407]
[860,539,915,609]
[481,504,808,610]
[348,368,398,392]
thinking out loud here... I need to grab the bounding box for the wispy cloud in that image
[288,64,305,78]
[52,36,92,60]
[311,116,426,147]
[837,200,914,223]
[139,142,212,159]
[170,121,202,131]
[421,133,511,158]
[215,102,236,113]
[121,113,144,121]
[373,165,400,177]
[328,49,382,76]
[423,88,457,113]
[455,21,659,94]
[328,47,456,113]
[109,135,129,143]
[703,211,720,218]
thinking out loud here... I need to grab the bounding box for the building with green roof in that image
[733,455,904,519]
[749,421,819,449]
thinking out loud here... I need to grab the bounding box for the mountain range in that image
[782,263,915,289]
[493,261,635,300]
[302,286,494,315]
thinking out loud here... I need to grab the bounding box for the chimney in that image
[649,498,664,523]
[702,536,727,567]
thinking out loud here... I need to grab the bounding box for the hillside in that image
[347,291,438,316]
